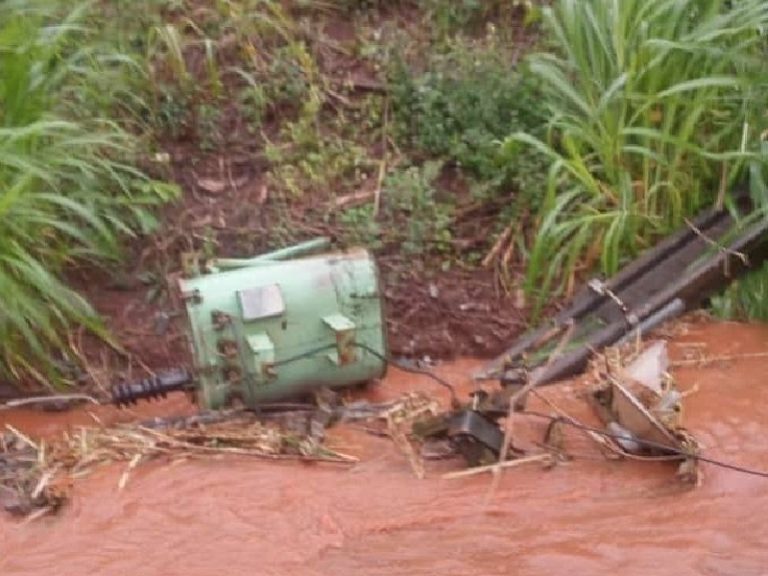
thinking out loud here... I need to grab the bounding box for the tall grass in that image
[0,1,177,388]
[711,259,768,322]
[509,0,768,312]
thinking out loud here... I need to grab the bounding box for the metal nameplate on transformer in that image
[238,284,285,321]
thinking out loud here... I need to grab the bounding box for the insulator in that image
[111,368,193,407]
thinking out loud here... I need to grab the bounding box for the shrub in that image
[510,0,768,312]
[382,161,455,256]
[0,1,177,388]
[391,38,548,188]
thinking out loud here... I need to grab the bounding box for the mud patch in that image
[382,261,526,358]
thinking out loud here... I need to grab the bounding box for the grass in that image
[0,1,177,388]
[711,260,768,322]
[382,30,550,261]
[423,0,545,38]
[509,0,768,314]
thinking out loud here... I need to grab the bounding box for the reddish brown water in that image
[2,322,768,575]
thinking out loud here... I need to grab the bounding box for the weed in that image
[338,204,382,248]
[264,46,382,198]
[267,127,370,197]
[386,161,455,256]
[711,263,768,322]
[339,161,456,257]
[233,69,268,133]
[154,86,192,139]
[196,103,223,151]
[264,44,314,109]
[423,0,544,37]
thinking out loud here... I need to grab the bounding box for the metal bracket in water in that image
[322,313,357,366]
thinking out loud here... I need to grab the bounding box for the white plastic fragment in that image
[625,340,669,395]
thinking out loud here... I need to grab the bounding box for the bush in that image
[391,38,548,189]
[382,161,455,256]
[0,1,177,388]
[510,0,768,311]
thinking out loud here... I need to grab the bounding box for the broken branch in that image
[442,453,552,480]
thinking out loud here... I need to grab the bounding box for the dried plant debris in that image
[0,392,446,518]
[587,340,701,485]
[1,411,356,519]
[382,392,441,479]
[1,429,68,516]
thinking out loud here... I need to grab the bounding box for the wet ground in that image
[1,321,767,575]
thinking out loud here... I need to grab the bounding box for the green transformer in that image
[113,239,389,410]
[180,239,388,409]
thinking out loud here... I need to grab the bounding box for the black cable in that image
[521,410,768,479]
[269,342,460,404]
[272,344,338,367]
[354,343,459,405]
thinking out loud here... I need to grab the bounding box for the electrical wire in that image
[521,410,768,479]
[271,344,338,367]
[353,343,459,405]
[269,342,460,404]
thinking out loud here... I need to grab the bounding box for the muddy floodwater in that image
[1,322,767,575]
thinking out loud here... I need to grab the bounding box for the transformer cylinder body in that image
[179,249,387,409]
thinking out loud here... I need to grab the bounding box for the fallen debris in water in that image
[0,391,448,519]
[0,409,357,519]
[333,391,443,478]
[409,334,709,486]
[381,392,440,479]
[587,340,702,485]
[7,339,767,519]
[0,427,68,517]
[441,453,554,480]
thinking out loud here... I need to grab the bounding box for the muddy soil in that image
[2,321,767,575]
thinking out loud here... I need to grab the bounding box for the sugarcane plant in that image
[507,0,768,315]
[0,1,177,389]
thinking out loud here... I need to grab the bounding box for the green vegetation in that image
[391,37,547,187]
[424,0,544,37]
[0,1,176,388]
[5,0,768,391]
[510,0,768,311]
[711,261,768,322]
